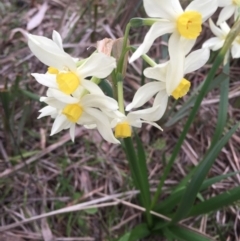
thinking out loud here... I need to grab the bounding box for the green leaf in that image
[122,138,139,189]
[135,133,152,223]
[164,225,215,241]
[118,232,131,241]
[84,207,98,215]
[172,123,240,223]
[99,79,113,97]
[123,135,152,226]
[20,89,40,101]
[155,172,239,213]
[128,223,150,241]
[189,185,240,216]
[211,62,229,145]
[17,102,31,144]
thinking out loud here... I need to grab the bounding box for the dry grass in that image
[1,0,240,240]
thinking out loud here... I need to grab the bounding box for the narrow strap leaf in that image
[172,122,240,223]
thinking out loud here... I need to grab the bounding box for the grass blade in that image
[164,226,215,241]
[135,133,152,225]
[123,137,152,226]
[172,122,240,223]
[211,62,229,144]
[155,172,239,214]
[128,223,150,241]
[189,185,240,216]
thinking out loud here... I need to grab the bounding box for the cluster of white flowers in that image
[28,0,240,144]
[203,20,240,64]
[29,31,161,143]
[29,31,120,143]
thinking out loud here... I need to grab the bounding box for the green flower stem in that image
[117,23,131,74]
[117,74,125,113]
[115,23,131,114]
[91,76,100,84]
[130,18,159,27]
[141,53,157,67]
[130,46,156,67]
[151,19,240,210]
[79,76,100,98]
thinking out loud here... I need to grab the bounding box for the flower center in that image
[171,78,191,99]
[47,67,59,74]
[233,0,240,6]
[177,11,202,39]
[62,104,83,123]
[56,72,80,95]
[115,121,132,138]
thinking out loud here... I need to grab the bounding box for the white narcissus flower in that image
[38,87,120,144]
[129,0,217,62]
[217,0,240,25]
[110,108,163,139]
[28,30,116,95]
[203,19,240,59]
[127,35,210,112]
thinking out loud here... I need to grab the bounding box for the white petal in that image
[217,5,236,25]
[139,120,163,131]
[128,91,168,122]
[211,39,225,51]
[171,0,184,14]
[180,37,196,55]
[78,53,116,79]
[69,124,76,142]
[129,21,175,63]
[143,0,182,19]
[186,0,218,22]
[51,114,69,135]
[52,30,63,50]
[84,124,97,129]
[38,106,57,118]
[202,37,224,50]
[84,108,120,144]
[28,34,76,71]
[71,86,85,99]
[40,96,66,109]
[153,90,168,113]
[218,0,232,7]
[81,79,104,95]
[231,43,240,58]
[48,88,79,104]
[166,33,185,95]
[77,112,95,125]
[31,73,58,88]
[143,62,168,81]
[126,82,165,111]
[209,19,224,38]
[108,111,126,128]
[184,48,210,74]
[220,22,231,35]
[81,94,118,111]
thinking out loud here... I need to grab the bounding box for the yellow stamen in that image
[177,11,202,39]
[62,104,83,123]
[56,72,80,95]
[172,78,191,99]
[115,121,132,138]
[48,67,59,74]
